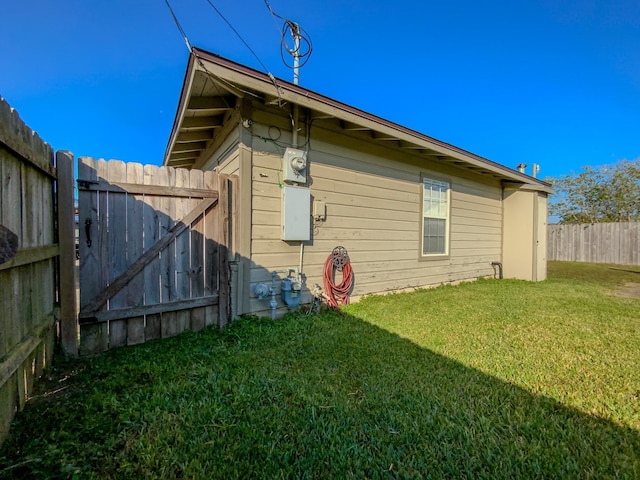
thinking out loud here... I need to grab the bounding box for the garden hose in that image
[323,246,353,309]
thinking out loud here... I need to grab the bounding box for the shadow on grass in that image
[1,311,639,479]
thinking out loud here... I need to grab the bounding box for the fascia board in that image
[188,48,551,189]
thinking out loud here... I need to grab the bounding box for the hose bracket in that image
[331,246,350,271]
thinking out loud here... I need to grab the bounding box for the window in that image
[422,177,450,256]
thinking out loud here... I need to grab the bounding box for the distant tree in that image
[545,159,640,224]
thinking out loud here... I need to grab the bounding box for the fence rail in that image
[547,222,640,266]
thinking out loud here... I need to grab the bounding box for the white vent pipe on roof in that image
[532,163,540,178]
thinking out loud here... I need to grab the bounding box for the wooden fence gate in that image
[77,157,234,355]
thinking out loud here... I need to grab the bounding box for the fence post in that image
[56,150,78,357]
[217,174,230,327]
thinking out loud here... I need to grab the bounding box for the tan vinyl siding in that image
[248,119,503,315]
[200,125,240,174]
[218,150,240,176]
[450,179,502,260]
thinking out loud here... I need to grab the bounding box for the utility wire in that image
[203,0,282,101]
[264,0,285,33]
[164,0,260,111]
[204,0,270,75]
[164,0,282,104]
[264,0,285,20]
[263,0,313,71]
[280,21,313,69]
[195,56,264,102]
[164,0,192,52]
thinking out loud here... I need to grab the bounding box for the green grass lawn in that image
[1,261,639,479]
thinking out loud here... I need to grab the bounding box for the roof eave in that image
[163,52,199,166]
[165,47,552,190]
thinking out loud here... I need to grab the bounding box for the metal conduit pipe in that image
[491,261,503,279]
[269,271,278,320]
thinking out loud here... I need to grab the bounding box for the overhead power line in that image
[280,21,313,70]
[203,0,282,98]
[163,0,282,102]
[263,0,313,77]
[204,0,271,76]
[164,0,192,52]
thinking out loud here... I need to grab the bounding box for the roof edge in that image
[163,51,198,165]
[168,47,551,190]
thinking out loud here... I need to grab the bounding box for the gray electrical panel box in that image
[281,185,310,241]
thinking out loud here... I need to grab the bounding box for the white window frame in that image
[421,176,450,257]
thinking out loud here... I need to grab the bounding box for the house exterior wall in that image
[535,192,548,281]
[502,186,548,281]
[199,120,241,175]
[198,121,253,317]
[246,110,504,316]
[195,107,547,318]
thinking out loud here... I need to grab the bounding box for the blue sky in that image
[1,0,639,180]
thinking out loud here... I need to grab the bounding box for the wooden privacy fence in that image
[0,97,239,448]
[0,98,237,444]
[548,222,640,266]
[0,98,76,443]
[77,157,235,355]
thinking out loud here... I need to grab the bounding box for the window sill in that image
[418,253,450,262]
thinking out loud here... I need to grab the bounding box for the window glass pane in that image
[422,178,449,256]
[423,179,448,220]
[429,237,438,253]
[423,218,446,254]
[439,199,447,217]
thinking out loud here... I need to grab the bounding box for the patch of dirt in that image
[26,362,85,407]
[613,283,640,298]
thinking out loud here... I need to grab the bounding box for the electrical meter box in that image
[282,148,307,184]
[281,185,310,241]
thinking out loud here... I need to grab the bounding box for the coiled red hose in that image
[323,249,353,309]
